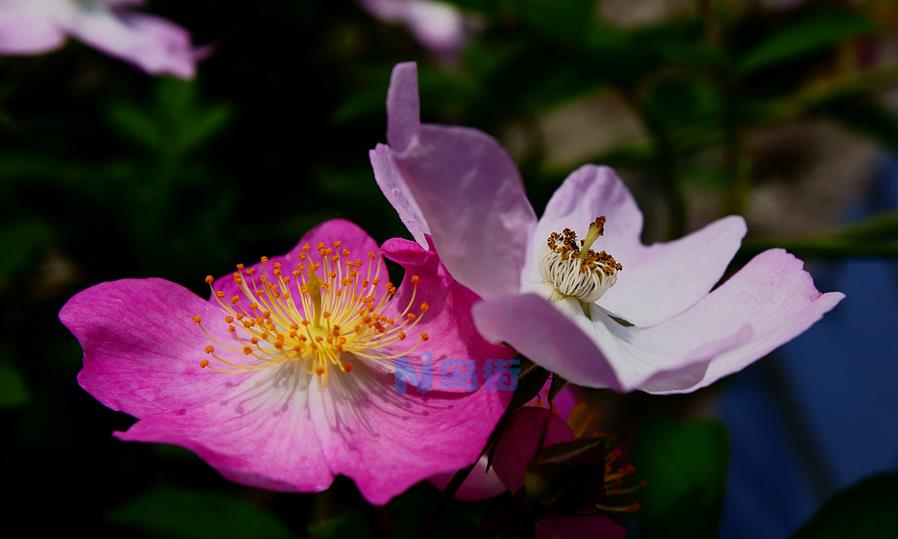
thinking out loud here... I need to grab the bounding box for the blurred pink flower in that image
[0,0,204,78]
[60,219,511,504]
[371,62,845,394]
[360,0,474,56]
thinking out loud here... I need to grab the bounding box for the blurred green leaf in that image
[107,78,230,157]
[0,219,53,279]
[634,417,729,539]
[793,473,898,539]
[309,512,371,539]
[505,0,596,45]
[0,357,29,408]
[645,76,723,131]
[737,11,876,75]
[816,96,898,151]
[179,104,232,155]
[107,101,161,150]
[110,487,293,539]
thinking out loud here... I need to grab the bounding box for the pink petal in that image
[531,165,747,327]
[370,144,429,247]
[386,61,421,152]
[493,407,573,493]
[115,366,334,494]
[375,63,537,298]
[527,165,643,286]
[535,515,626,539]
[381,237,516,393]
[473,293,749,392]
[402,1,467,55]
[361,0,468,56]
[60,278,252,417]
[429,455,507,501]
[632,249,845,393]
[0,1,66,54]
[599,215,746,327]
[60,8,201,78]
[106,307,508,503]
[307,363,509,504]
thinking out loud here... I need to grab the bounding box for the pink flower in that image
[0,0,204,78]
[60,219,511,504]
[359,0,473,57]
[370,62,845,394]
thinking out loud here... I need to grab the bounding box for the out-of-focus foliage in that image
[3,0,897,537]
[793,473,898,538]
[634,418,730,539]
[110,487,294,539]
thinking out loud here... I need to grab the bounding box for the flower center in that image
[539,216,622,303]
[192,241,429,384]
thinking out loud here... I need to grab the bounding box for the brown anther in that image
[200,359,209,368]
[192,315,202,324]
[224,315,233,323]
[204,345,214,354]
[205,275,214,285]
[260,256,269,263]
[243,346,253,355]
[420,333,430,341]
[420,303,429,313]
[342,364,353,373]
[236,263,245,271]
[216,291,225,298]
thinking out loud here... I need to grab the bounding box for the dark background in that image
[2,1,897,537]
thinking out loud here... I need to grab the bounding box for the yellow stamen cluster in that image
[545,217,622,276]
[540,216,623,304]
[193,240,430,384]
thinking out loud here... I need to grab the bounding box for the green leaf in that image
[793,473,898,539]
[110,487,293,539]
[505,0,596,46]
[737,11,876,75]
[816,96,898,151]
[0,359,29,408]
[0,219,54,279]
[309,512,371,539]
[107,101,161,150]
[178,104,232,155]
[633,417,729,539]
